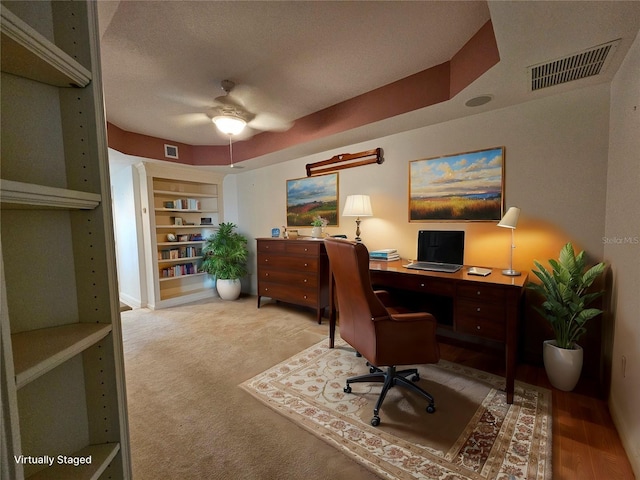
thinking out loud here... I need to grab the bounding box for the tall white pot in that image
[216,278,241,300]
[542,340,583,391]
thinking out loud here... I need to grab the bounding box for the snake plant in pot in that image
[528,242,606,391]
[201,222,248,300]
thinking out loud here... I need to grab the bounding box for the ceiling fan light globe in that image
[212,114,246,135]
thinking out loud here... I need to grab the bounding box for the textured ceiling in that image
[98,1,640,167]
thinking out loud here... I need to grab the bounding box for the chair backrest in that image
[324,238,389,358]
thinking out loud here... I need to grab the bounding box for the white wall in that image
[234,83,611,294]
[109,155,146,308]
[606,31,640,476]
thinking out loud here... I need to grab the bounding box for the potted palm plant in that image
[528,242,606,391]
[201,222,248,300]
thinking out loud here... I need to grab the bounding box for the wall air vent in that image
[528,39,620,91]
[164,144,179,159]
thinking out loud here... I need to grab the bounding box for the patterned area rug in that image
[240,338,552,480]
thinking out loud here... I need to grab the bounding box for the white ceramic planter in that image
[216,278,242,300]
[543,340,583,391]
[311,226,323,238]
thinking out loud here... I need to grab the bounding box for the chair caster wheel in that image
[412,374,420,382]
[426,404,436,414]
[344,385,352,394]
[370,366,377,373]
[371,416,380,426]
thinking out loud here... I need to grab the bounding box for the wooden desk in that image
[328,259,528,404]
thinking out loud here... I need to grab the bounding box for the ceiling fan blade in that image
[174,112,212,127]
[248,112,294,132]
[213,93,245,108]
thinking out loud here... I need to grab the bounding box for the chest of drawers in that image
[256,238,330,323]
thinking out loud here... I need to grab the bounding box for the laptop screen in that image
[417,230,465,265]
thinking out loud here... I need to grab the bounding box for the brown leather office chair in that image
[324,238,440,426]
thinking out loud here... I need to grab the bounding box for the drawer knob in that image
[304,263,308,267]
[303,279,307,283]
[265,288,268,291]
[477,307,481,312]
[477,325,481,330]
[303,295,307,299]
[265,273,269,277]
[477,290,481,295]
[304,248,308,252]
[420,283,425,287]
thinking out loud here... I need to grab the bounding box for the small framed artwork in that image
[409,147,505,222]
[286,173,339,227]
[172,216,183,226]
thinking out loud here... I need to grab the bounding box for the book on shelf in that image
[161,246,202,260]
[369,249,400,261]
[160,262,198,277]
[164,198,201,210]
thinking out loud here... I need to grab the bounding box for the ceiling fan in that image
[206,79,293,168]
[210,80,254,136]
[209,79,292,137]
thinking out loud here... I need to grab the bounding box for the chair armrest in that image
[374,289,393,307]
[389,312,437,323]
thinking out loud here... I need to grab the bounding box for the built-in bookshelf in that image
[136,163,225,308]
[1,1,130,479]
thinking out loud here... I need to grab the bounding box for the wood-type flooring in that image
[438,338,635,480]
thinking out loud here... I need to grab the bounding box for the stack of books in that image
[369,248,400,261]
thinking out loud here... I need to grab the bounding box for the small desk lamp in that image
[343,195,373,242]
[497,206,521,276]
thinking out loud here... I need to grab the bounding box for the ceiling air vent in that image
[528,39,620,91]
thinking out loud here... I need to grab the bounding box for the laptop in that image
[406,230,464,273]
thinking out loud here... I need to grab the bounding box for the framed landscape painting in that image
[286,173,338,227]
[409,147,504,221]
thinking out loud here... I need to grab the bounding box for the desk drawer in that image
[259,254,318,272]
[370,270,455,297]
[457,284,505,301]
[258,283,317,307]
[258,268,318,288]
[455,299,505,341]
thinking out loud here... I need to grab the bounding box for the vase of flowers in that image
[310,216,328,238]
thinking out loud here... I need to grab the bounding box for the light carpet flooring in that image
[121,295,551,479]
[121,296,380,479]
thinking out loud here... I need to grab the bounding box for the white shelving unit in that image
[1,1,130,479]
[136,162,225,309]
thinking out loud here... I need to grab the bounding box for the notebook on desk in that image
[406,230,465,273]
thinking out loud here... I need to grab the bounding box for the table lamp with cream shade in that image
[497,206,521,276]
[342,195,373,242]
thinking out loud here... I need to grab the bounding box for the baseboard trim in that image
[609,393,640,477]
[119,292,142,309]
